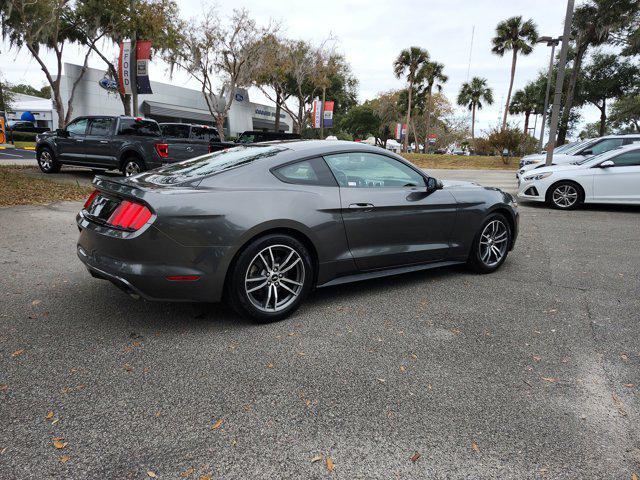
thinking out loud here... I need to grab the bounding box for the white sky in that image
[0,0,600,138]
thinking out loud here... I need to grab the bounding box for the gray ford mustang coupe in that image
[77,140,518,322]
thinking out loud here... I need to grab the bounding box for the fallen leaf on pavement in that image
[53,439,67,450]
[310,454,323,463]
[180,467,195,477]
[147,471,157,478]
[32,300,41,306]
[400,366,406,372]
[471,441,480,452]
[211,419,223,430]
[326,457,334,472]
[199,476,211,480]
[59,455,70,463]
[11,349,24,357]
[46,411,54,420]
[532,355,541,362]
[631,473,638,480]
[541,377,557,383]
[410,452,421,462]
[377,378,386,383]
[123,364,134,372]
[266,363,274,369]
[450,328,461,335]
[624,383,635,388]
[620,353,629,362]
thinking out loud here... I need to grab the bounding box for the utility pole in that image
[545,0,574,166]
[537,36,561,153]
[130,0,139,116]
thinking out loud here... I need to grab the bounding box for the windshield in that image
[555,142,577,153]
[140,145,289,185]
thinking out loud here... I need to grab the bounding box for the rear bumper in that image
[76,212,232,302]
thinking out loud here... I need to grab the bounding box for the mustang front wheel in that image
[467,213,511,273]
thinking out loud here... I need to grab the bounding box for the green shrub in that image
[8,131,38,142]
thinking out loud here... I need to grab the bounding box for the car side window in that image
[323,152,426,188]
[88,118,113,137]
[587,139,624,155]
[66,118,88,136]
[191,127,219,141]
[117,119,161,137]
[272,157,337,186]
[610,151,640,167]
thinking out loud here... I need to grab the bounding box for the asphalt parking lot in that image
[1,173,639,478]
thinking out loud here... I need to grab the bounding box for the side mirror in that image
[56,128,68,137]
[426,177,443,193]
[599,160,614,168]
[581,149,593,156]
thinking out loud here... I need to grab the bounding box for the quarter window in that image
[272,157,337,186]
[66,118,88,135]
[118,118,161,137]
[191,126,220,141]
[323,152,426,188]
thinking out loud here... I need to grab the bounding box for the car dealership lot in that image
[1,181,639,478]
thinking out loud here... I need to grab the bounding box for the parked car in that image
[517,143,640,209]
[8,120,49,134]
[160,123,221,161]
[518,141,581,168]
[77,140,518,322]
[517,134,640,180]
[208,130,301,152]
[36,116,170,176]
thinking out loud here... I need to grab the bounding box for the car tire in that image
[121,156,145,177]
[37,147,61,173]
[546,181,583,210]
[467,212,512,274]
[228,234,314,323]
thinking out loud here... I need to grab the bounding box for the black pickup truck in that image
[35,116,179,176]
[159,123,223,160]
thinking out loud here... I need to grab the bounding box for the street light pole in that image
[545,0,574,166]
[537,36,561,153]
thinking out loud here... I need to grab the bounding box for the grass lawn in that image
[402,153,520,170]
[13,141,36,149]
[0,166,91,207]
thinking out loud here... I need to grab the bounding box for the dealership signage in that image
[118,40,133,95]
[136,41,153,94]
[311,99,322,128]
[118,40,153,95]
[323,101,334,128]
[395,123,407,140]
[311,100,334,129]
[98,77,119,91]
[254,108,286,120]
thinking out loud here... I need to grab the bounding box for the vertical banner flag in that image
[323,101,334,128]
[118,40,133,95]
[312,99,322,128]
[136,41,153,94]
[401,124,407,139]
[395,123,402,140]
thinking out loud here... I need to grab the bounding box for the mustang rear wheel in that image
[229,234,314,322]
[467,213,511,273]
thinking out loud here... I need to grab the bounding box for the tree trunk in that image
[274,89,281,132]
[598,98,606,136]
[523,111,530,136]
[404,81,413,152]
[424,87,432,153]
[471,103,476,139]
[502,49,518,130]
[558,43,587,144]
[297,98,304,135]
[215,115,226,141]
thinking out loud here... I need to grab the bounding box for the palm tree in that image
[417,61,447,152]
[457,77,494,139]
[491,16,538,130]
[393,47,429,152]
[509,82,542,136]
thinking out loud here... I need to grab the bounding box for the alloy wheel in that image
[552,184,578,208]
[479,219,508,267]
[124,161,140,177]
[244,244,305,313]
[39,151,52,171]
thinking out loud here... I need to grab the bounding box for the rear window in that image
[118,118,161,137]
[142,145,288,185]
[191,126,220,141]
[160,124,190,139]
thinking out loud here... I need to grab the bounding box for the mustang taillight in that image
[107,200,152,230]
[84,189,99,209]
[155,143,169,158]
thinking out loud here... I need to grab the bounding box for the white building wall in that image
[57,63,291,136]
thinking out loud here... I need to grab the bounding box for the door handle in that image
[348,203,375,211]
[99,140,109,143]
[76,139,84,142]
[186,147,194,152]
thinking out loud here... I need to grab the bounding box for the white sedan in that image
[517,144,640,209]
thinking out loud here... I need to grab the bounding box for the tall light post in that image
[537,35,562,153]
[546,0,574,166]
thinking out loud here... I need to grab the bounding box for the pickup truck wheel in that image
[121,157,145,177]
[37,147,61,173]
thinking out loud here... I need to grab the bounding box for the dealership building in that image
[8,63,293,135]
